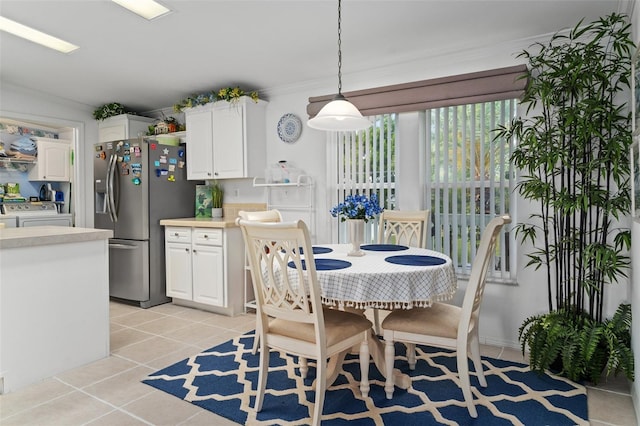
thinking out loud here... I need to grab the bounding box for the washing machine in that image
[2,201,72,227]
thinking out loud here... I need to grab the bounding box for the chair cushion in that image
[269,308,372,347]
[381,303,461,339]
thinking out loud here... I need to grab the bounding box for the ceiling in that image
[0,1,633,114]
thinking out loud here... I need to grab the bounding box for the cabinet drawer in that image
[193,228,222,246]
[165,227,192,243]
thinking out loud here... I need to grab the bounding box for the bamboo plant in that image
[496,13,634,383]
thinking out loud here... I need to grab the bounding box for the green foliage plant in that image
[211,181,224,209]
[519,303,633,383]
[173,86,259,112]
[496,13,634,383]
[93,102,127,120]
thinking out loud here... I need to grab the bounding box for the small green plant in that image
[93,102,126,121]
[211,181,224,209]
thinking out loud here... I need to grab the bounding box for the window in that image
[322,67,524,281]
[423,100,516,281]
[333,113,397,242]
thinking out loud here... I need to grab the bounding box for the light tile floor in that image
[0,300,636,425]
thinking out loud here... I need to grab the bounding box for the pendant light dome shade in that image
[307,0,371,132]
[308,94,371,131]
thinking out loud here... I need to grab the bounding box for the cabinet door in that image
[165,242,193,299]
[28,139,70,181]
[185,108,215,180]
[192,244,225,306]
[213,104,245,179]
[98,124,126,143]
[98,114,155,142]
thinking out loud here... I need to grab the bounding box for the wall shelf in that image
[0,157,35,172]
[145,131,187,144]
[252,175,313,187]
[245,175,315,314]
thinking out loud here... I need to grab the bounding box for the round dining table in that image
[307,243,457,310]
[294,243,458,389]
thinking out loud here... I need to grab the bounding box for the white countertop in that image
[0,226,113,249]
[159,217,239,228]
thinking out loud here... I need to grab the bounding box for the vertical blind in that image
[424,100,516,280]
[335,114,397,242]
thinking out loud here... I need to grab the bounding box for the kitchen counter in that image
[0,226,113,249]
[159,203,268,229]
[159,217,238,228]
[0,226,112,394]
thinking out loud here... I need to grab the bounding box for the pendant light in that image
[308,0,371,132]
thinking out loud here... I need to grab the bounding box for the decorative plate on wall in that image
[277,113,302,144]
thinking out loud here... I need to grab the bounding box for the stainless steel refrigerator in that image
[94,138,200,308]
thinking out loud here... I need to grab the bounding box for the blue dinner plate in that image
[287,259,352,270]
[385,255,446,266]
[361,244,409,251]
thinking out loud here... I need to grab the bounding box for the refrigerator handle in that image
[107,154,118,222]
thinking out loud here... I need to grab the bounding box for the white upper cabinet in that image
[184,97,267,180]
[184,107,215,180]
[28,137,71,182]
[98,114,155,142]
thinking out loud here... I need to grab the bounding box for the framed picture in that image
[632,139,640,220]
[633,46,640,132]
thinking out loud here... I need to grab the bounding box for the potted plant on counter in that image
[496,13,634,383]
[211,181,224,218]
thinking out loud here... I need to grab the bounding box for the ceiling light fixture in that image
[0,16,78,54]
[112,0,171,20]
[308,0,371,132]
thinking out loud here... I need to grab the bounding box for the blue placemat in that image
[282,246,334,255]
[287,259,352,271]
[302,246,333,255]
[385,255,446,266]
[361,244,409,251]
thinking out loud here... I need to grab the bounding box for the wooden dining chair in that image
[238,209,283,223]
[238,209,283,354]
[238,219,372,426]
[373,209,430,333]
[377,210,430,248]
[381,215,511,418]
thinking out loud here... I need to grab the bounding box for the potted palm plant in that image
[496,13,634,383]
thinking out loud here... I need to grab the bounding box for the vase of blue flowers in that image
[330,193,383,256]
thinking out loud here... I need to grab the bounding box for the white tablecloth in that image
[308,244,457,310]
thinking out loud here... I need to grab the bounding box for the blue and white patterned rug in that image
[143,332,588,425]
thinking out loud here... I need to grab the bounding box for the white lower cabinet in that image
[164,225,244,315]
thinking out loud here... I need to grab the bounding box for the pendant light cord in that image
[337,0,342,95]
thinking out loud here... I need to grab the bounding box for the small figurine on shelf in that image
[164,116,179,133]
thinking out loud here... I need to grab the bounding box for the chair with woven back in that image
[381,215,511,418]
[372,209,430,333]
[238,219,372,426]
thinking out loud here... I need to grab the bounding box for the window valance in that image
[307,64,528,118]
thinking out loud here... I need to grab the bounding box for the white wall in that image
[629,0,640,376]
[632,221,640,419]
